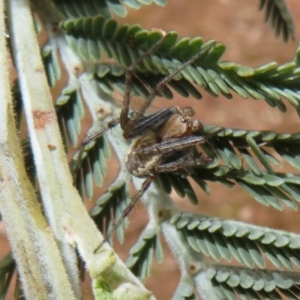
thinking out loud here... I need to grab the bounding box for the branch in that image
[1,1,75,298]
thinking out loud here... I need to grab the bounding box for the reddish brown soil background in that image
[1,1,300,299]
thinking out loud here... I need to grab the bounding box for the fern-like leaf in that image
[90,179,130,244]
[206,266,300,300]
[42,45,62,88]
[56,85,84,148]
[171,213,300,270]
[126,227,163,280]
[61,17,300,114]
[71,134,110,199]
[259,0,295,41]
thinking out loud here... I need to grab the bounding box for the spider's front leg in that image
[120,33,170,135]
[122,42,217,139]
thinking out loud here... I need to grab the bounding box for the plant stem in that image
[0,1,75,299]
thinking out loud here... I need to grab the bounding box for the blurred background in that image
[1,0,300,299]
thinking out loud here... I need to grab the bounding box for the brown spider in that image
[84,36,218,251]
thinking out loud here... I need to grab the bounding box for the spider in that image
[81,35,219,251]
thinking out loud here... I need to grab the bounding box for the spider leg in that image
[82,118,120,145]
[136,135,207,156]
[120,34,170,131]
[123,42,217,139]
[94,174,155,253]
[156,155,213,173]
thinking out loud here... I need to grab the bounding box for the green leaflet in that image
[56,88,84,147]
[42,45,61,87]
[126,229,163,280]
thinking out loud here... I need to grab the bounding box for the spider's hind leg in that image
[137,135,208,157]
[156,153,213,174]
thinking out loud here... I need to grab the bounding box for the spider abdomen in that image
[126,133,162,178]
